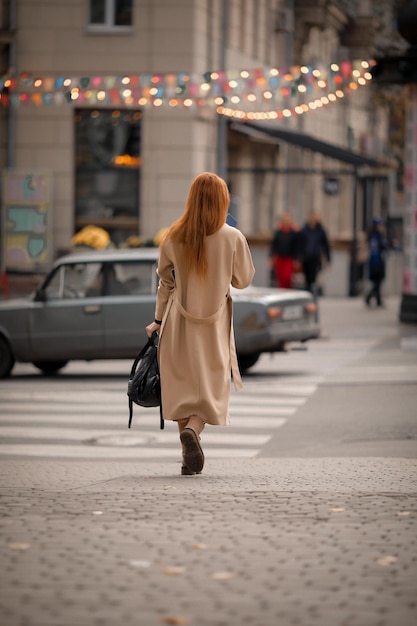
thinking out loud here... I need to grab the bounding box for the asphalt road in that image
[1,294,415,463]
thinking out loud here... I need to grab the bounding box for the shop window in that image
[88,0,133,30]
[75,109,141,245]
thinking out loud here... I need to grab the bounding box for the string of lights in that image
[0,60,373,116]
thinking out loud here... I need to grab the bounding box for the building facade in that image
[0,0,402,294]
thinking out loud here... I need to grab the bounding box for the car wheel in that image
[238,353,260,372]
[32,360,69,375]
[0,335,15,378]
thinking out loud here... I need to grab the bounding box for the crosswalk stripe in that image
[232,396,306,405]
[0,426,271,446]
[0,444,260,459]
[232,405,296,415]
[0,398,307,410]
[0,414,287,429]
[240,383,320,394]
[0,384,318,400]
[0,401,301,414]
[229,417,287,428]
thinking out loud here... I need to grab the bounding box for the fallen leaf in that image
[396,511,411,517]
[129,559,151,569]
[376,555,398,567]
[192,543,208,550]
[162,566,185,575]
[92,511,103,515]
[211,571,233,580]
[161,617,190,625]
[9,542,31,551]
[329,507,346,513]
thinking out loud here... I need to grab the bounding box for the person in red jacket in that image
[270,212,298,289]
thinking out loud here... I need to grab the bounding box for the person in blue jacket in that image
[365,217,387,308]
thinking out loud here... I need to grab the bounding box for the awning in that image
[230,121,383,168]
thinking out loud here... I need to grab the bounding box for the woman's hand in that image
[146,321,161,338]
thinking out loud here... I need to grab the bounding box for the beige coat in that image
[155,224,255,425]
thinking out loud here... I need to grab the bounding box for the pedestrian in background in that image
[365,217,387,308]
[297,210,331,293]
[146,172,255,476]
[269,211,298,289]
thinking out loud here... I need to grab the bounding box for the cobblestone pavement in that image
[1,457,417,626]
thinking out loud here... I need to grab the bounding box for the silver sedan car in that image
[0,248,320,377]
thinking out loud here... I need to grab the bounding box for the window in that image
[45,263,102,299]
[74,109,142,245]
[44,260,157,300]
[112,261,158,295]
[88,0,133,30]
[239,0,248,52]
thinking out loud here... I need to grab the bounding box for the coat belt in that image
[161,292,242,391]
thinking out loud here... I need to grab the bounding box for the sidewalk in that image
[0,293,417,626]
[1,456,416,626]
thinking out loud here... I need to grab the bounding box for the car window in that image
[83,263,107,297]
[43,259,158,300]
[44,266,65,300]
[45,263,102,299]
[112,261,158,295]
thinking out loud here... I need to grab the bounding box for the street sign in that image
[323,177,340,195]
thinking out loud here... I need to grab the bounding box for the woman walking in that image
[146,172,255,475]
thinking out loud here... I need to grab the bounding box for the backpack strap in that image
[129,334,155,378]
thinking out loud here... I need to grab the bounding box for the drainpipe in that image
[216,0,228,180]
[206,1,213,172]
[283,0,294,214]
[7,0,17,168]
[284,0,294,68]
[349,167,359,297]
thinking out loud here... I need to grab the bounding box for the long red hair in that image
[167,172,230,279]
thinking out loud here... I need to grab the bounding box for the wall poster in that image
[1,170,52,272]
